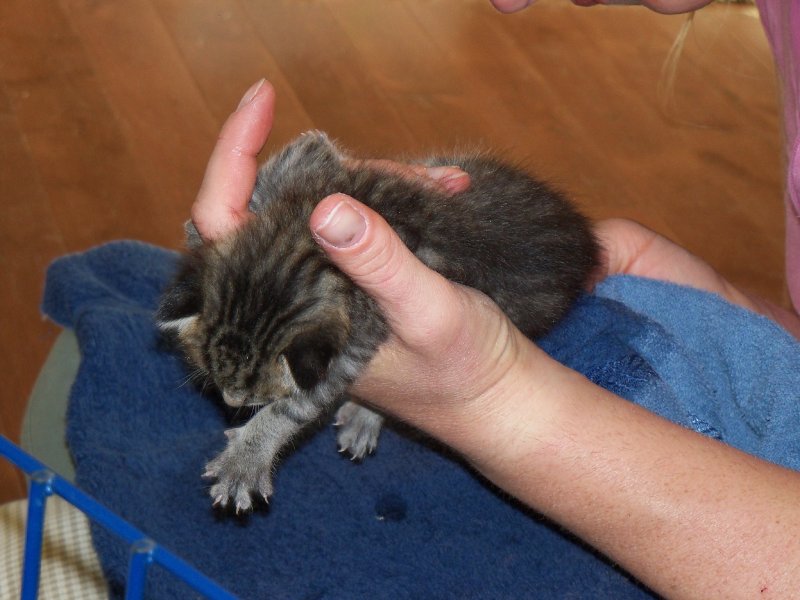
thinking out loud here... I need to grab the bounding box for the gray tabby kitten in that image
[157,131,598,513]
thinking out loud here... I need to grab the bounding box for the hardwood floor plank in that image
[0,440,26,503]
[57,0,221,244]
[328,1,525,152]
[0,80,64,503]
[411,2,783,300]
[239,0,421,155]
[151,0,315,151]
[1,0,171,250]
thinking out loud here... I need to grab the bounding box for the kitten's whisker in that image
[179,367,208,389]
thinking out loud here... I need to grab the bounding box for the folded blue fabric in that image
[42,241,800,599]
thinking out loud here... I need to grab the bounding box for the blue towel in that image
[42,241,800,599]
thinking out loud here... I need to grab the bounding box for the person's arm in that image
[459,354,800,600]
[194,81,800,599]
[310,195,800,600]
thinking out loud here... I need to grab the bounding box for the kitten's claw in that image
[335,402,384,460]
[205,425,276,512]
[209,477,265,514]
[234,491,252,514]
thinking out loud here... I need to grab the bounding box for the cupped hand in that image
[189,79,528,445]
[308,194,550,445]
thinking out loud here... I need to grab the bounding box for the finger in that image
[592,218,658,281]
[192,79,275,242]
[490,0,536,13]
[344,158,471,195]
[309,193,461,347]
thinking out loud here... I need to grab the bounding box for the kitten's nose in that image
[222,389,247,407]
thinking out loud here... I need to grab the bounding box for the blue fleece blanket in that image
[42,241,800,599]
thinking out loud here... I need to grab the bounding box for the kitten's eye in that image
[282,331,339,391]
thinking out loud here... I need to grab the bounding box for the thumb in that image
[309,193,458,344]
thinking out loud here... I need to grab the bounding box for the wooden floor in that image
[0,1,783,503]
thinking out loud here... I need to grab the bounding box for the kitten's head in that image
[157,131,357,407]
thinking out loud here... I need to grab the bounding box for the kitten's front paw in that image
[335,402,384,460]
[203,427,274,513]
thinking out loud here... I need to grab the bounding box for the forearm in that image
[438,341,800,599]
[314,196,800,596]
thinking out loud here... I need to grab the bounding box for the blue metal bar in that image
[0,434,42,472]
[126,539,156,600]
[0,435,238,600]
[20,470,54,600]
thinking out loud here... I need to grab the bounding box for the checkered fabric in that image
[0,496,107,599]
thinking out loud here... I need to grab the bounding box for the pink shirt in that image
[757,0,800,312]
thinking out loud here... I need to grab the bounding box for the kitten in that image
[157,131,599,512]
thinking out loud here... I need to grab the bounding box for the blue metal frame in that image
[0,435,238,600]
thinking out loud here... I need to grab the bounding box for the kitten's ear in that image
[251,130,350,213]
[282,328,342,391]
[291,130,347,164]
[183,219,204,250]
[156,254,203,335]
[260,131,347,184]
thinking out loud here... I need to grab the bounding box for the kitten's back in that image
[346,151,598,338]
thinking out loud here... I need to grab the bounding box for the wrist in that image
[427,332,576,474]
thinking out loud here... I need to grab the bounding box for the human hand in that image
[596,218,800,339]
[308,193,557,451]
[189,78,543,467]
[490,0,713,14]
[191,80,469,243]
[192,79,274,242]
[489,0,536,13]
[189,78,523,450]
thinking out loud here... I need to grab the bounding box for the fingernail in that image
[236,78,265,110]
[441,171,469,191]
[314,200,366,248]
[425,166,458,180]
[425,166,469,194]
